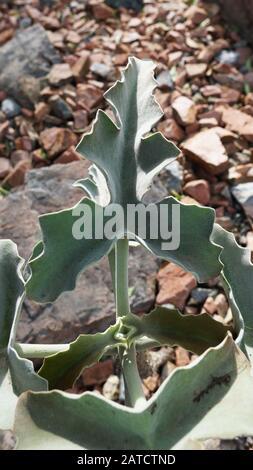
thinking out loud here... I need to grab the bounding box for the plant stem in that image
[15,343,68,358]
[115,238,146,408]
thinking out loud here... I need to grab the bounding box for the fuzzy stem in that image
[115,238,146,408]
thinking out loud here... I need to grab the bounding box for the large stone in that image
[156,262,197,310]
[40,127,77,159]
[0,162,157,344]
[182,128,229,175]
[0,25,60,107]
[218,105,253,143]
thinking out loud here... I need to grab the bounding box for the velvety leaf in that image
[14,335,253,449]
[212,223,253,365]
[123,306,229,355]
[39,323,120,390]
[140,197,222,282]
[76,57,180,206]
[26,198,114,303]
[0,240,47,430]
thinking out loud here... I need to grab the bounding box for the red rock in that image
[157,119,185,143]
[81,359,113,386]
[15,137,33,152]
[73,110,89,131]
[143,375,159,393]
[175,347,190,367]
[186,63,207,79]
[0,157,11,179]
[183,179,210,205]
[184,5,207,24]
[77,84,103,111]
[172,96,197,127]
[213,67,244,91]
[40,127,77,159]
[34,102,50,122]
[156,262,197,310]
[219,105,253,142]
[200,84,221,97]
[10,150,30,166]
[91,3,114,20]
[197,39,229,62]
[49,63,73,87]
[219,86,241,104]
[55,146,81,164]
[182,128,229,175]
[2,160,31,188]
[66,31,81,44]
[72,52,90,79]
[0,28,14,46]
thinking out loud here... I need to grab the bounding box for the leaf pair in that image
[26,57,222,303]
[0,240,47,430]
[14,335,253,450]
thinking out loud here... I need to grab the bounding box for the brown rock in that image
[0,157,11,179]
[10,150,30,166]
[186,63,207,79]
[72,52,90,79]
[0,29,14,46]
[175,347,190,367]
[182,129,229,175]
[157,119,185,142]
[220,86,241,104]
[183,179,210,205]
[200,84,221,97]
[73,110,89,131]
[156,262,197,310]
[40,127,77,159]
[184,5,207,24]
[143,374,159,393]
[197,39,229,62]
[219,105,253,142]
[172,96,197,127]
[49,63,73,87]
[34,102,50,122]
[213,67,244,91]
[2,160,31,188]
[77,84,103,111]
[91,3,114,20]
[81,359,113,387]
[55,146,81,164]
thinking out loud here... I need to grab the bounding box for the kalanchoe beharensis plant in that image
[1,57,253,450]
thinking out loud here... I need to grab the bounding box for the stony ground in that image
[0,0,253,450]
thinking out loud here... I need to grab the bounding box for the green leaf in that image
[26,198,114,303]
[123,306,229,355]
[0,240,47,430]
[212,223,253,365]
[26,57,221,303]
[14,335,253,449]
[77,57,180,206]
[140,197,222,282]
[39,322,120,390]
